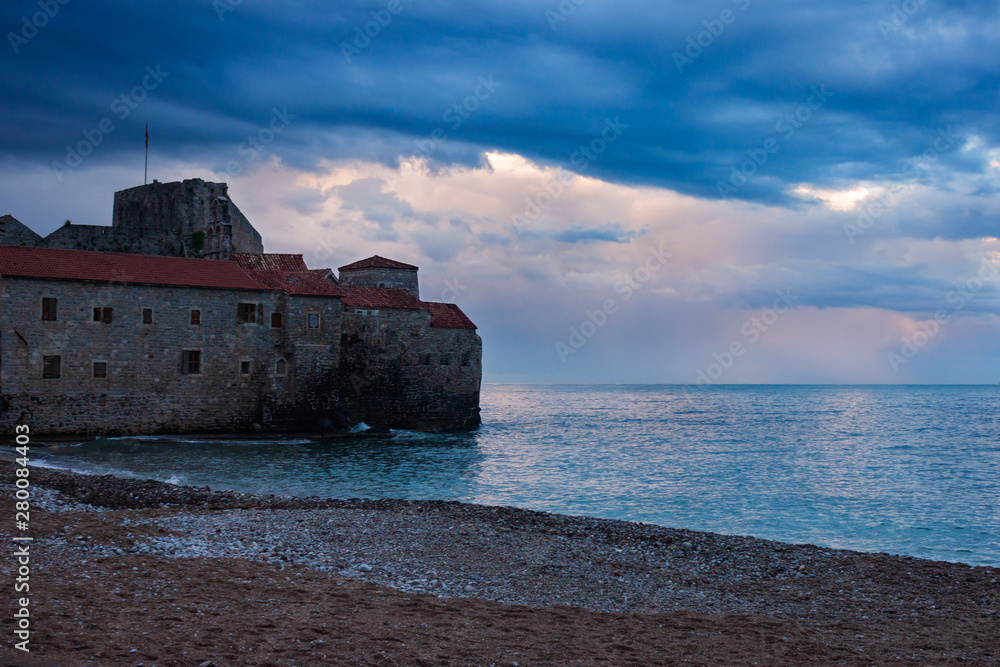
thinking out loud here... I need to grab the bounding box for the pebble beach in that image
[4,456,999,666]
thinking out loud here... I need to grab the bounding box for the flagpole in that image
[144,122,149,185]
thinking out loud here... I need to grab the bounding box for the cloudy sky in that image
[2,0,999,383]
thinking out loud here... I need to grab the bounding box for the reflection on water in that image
[35,384,1000,566]
[42,431,485,501]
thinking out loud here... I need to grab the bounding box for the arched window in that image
[275,358,287,377]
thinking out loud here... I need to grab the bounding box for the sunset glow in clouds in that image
[2,0,998,382]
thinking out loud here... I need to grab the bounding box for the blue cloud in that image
[552,222,644,244]
[1,0,997,210]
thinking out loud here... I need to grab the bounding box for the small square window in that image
[41,297,57,321]
[181,350,202,375]
[307,313,320,329]
[142,308,153,324]
[271,312,283,328]
[94,307,113,323]
[190,310,201,326]
[93,362,107,378]
[42,355,61,379]
[240,361,252,375]
[238,303,259,324]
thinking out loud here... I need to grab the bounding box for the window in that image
[93,362,107,378]
[181,350,202,375]
[240,361,251,376]
[440,354,451,366]
[190,309,201,326]
[270,312,283,329]
[42,355,61,379]
[93,307,113,323]
[41,297,57,321]
[421,354,431,365]
[275,358,287,377]
[142,308,153,324]
[307,313,320,329]
[461,352,472,367]
[237,303,259,324]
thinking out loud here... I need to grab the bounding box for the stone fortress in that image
[0,179,482,436]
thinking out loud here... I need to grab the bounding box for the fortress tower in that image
[338,255,420,298]
[1,179,263,258]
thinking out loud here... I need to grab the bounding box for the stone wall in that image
[36,179,264,259]
[0,276,342,436]
[38,224,121,252]
[338,310,482,431]
[0,216,42,247]
[339,268,420,298]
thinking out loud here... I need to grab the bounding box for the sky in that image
[1,0,999,383]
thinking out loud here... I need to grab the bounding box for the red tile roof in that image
[426,302,477,329]
[339,255,418,271]
[233,253,309,271]
[0,245,265,291]
[340,287,477,329]
[339,286,424,310]
[248,270,344,297]
[0,246,476,328]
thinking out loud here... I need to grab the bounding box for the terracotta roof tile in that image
[0,246,476,328]
[0,245,264,291]
[340,287,476,329]
[426,301,477,329]
[339,286,424,309]
[233,253,308,271]
[248,270,344,297]
[339,255,418,271]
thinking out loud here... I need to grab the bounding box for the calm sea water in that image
[34,385,1000,566]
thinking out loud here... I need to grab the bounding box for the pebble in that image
[16,464,1000,623]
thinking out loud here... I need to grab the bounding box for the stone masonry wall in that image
[38,224,122,252]
[0,277,341,436]
[339,268,420,298]
[0,216,42,247]
[35,179,264,259]
[338,310,482,431]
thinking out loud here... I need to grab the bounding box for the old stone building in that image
[0,180,481,436]
[2,178,263,258]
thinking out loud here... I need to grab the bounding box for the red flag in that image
[145,122,149,149]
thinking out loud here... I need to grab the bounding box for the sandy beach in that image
[3,457,998,666]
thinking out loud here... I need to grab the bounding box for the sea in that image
[33,384,1000,567]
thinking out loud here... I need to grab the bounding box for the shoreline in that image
[5,456,999,665]
[25,449,996,569]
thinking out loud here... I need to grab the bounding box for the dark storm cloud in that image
[1,0,998,208]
